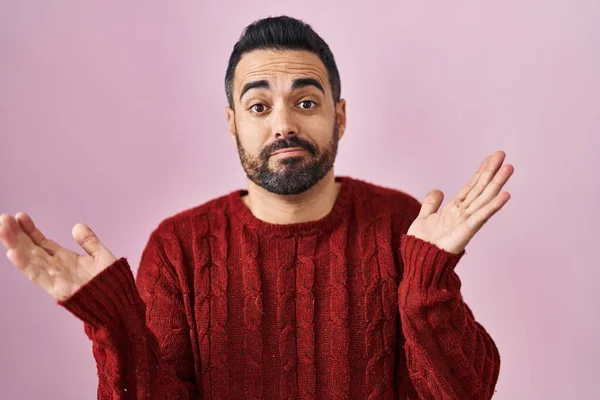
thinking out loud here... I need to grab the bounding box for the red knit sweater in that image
[59,176,500,399]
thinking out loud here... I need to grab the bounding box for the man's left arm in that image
[398,234,500,399]
[397,150,514,399]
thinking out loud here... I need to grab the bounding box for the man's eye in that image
[250,104,267,113]
[298,100,316,109]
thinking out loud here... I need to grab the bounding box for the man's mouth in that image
[271,147,307,156]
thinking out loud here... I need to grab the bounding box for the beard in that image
[235,121,340,195]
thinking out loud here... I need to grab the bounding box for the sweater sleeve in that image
[397,234,500,400]
[58,234,200,399]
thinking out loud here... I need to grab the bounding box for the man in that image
[0,15,513,399]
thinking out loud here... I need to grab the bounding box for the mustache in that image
[260,136,317,158]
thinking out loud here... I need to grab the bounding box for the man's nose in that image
[271,106,299,139]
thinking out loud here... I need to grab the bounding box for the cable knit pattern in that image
[191,213,213,398]
[295,235,317,400]
[207,198,230,400]
[241,226,263,400]
[277,237,298,399]
[328,223,350,399]
[373,212,399,399]
[356,191,387,399]
[57,176,500,400]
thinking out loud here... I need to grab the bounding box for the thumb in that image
[72,223,105,256]
[417,189,444,219]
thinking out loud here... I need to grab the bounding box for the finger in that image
[0,221,19,249]
[0,214,34,250]
[6,247,28,269]
[465,192,511,232]
[417,190,444,219]
[466,164,514,214]
[72,223,106,257]
[2,214,53,282]
[455,155,490,202]
[461,150,506,209]
[15,212,61,256]
[6,247,55,292]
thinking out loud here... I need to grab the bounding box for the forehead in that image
[233,49,329,96]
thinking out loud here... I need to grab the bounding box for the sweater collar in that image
[228,176,353,238]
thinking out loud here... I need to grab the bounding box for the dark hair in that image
[224,15,341,109]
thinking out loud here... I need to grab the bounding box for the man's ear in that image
[225,106,237,144]
[335,98,347,139]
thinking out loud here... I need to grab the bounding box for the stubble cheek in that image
[236,127,266,160]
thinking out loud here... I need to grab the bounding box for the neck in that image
[241,170,340,225]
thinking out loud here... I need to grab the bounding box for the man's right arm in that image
[0,211,200,400]
[59,231,200,400]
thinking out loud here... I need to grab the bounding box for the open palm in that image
[0,213,117,301]
[407,151,514,255]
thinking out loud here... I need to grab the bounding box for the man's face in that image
[226,49,346,195]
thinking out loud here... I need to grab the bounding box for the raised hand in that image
[0,213,117,301]
[407,150,514,255]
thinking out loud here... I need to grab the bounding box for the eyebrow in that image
[239,77,325,102]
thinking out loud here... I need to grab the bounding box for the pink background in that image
[1,1,598,399]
